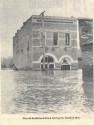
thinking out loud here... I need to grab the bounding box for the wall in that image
[13,18,33,70]
[32,16,78,69]
[13,16,79,70]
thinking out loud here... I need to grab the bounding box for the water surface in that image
[1,70,93,114]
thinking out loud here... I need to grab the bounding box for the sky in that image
[0,0,94,58]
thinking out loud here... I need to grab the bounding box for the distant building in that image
[79,18,93,78]
[13,15,81,70]
[79,18,93,68]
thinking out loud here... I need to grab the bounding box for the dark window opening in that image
[41,56,54,63]
[16,41,19,54]
[27,41,29,51]
[45,64,48,69]
[41,64,43,69]
[41,56,54,70]
[53,32,58,45]
[49,64,54,69]
[65,33,70,45]
[78,57,82,61]
[61,65,70,70]
[61,57,71,70]
[48,56,54,62]
[41,64,48,69]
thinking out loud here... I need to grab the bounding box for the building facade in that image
[13,15,80,70]
[79,18,93,78]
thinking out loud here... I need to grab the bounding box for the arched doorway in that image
[41,56,55,70]
[61,57,71,70]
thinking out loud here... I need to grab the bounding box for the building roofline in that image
[13,15,93,38]
[32,15,93,20]
[77,17,93,20]
[32,15,77,20]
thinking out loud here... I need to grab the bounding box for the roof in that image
[32,15,77,22]
[14,15,93,38]
[78,17,93,21]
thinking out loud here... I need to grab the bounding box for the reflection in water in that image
[1,69,93,114]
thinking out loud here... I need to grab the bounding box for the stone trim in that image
[38,53,58,63]
[32,54,78,64]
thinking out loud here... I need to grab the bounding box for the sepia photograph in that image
[0,0,94,124]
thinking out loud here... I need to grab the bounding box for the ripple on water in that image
[1,70,93,114]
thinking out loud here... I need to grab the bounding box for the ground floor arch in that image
[60,57,71,70]
[59,55,73,63]
[39,53,58,63]
[32,54,78,70]
[41,55,55,70]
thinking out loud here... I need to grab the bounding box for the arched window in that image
[61,57,71,70]
[41,56,54,69]
[41,56,54,63]
[61,57,71,65]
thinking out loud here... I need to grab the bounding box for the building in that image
[13,15,80,70]
[79,18,93,79]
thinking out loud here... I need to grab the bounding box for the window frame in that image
[53,32,58,46]
[65,33,71,46]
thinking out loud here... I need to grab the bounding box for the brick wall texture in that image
[13,16,79,70]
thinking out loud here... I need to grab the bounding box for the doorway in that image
[61,57,71,70]
[61,65,70,70]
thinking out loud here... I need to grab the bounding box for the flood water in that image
[1,69,94,114]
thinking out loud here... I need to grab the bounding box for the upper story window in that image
[16,40,19,54]
[53,32,58,45]
[65,33,70,46]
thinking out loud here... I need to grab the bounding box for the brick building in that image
[13,15,80,70]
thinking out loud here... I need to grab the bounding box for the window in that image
[65,33,70,46]
[16,40,19,54]
[27,41,29,51]
[41,56,54,63]
[21,39,23,53]
[61,57,71,70]
[53,32,58,45]
[41,56,54,70]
